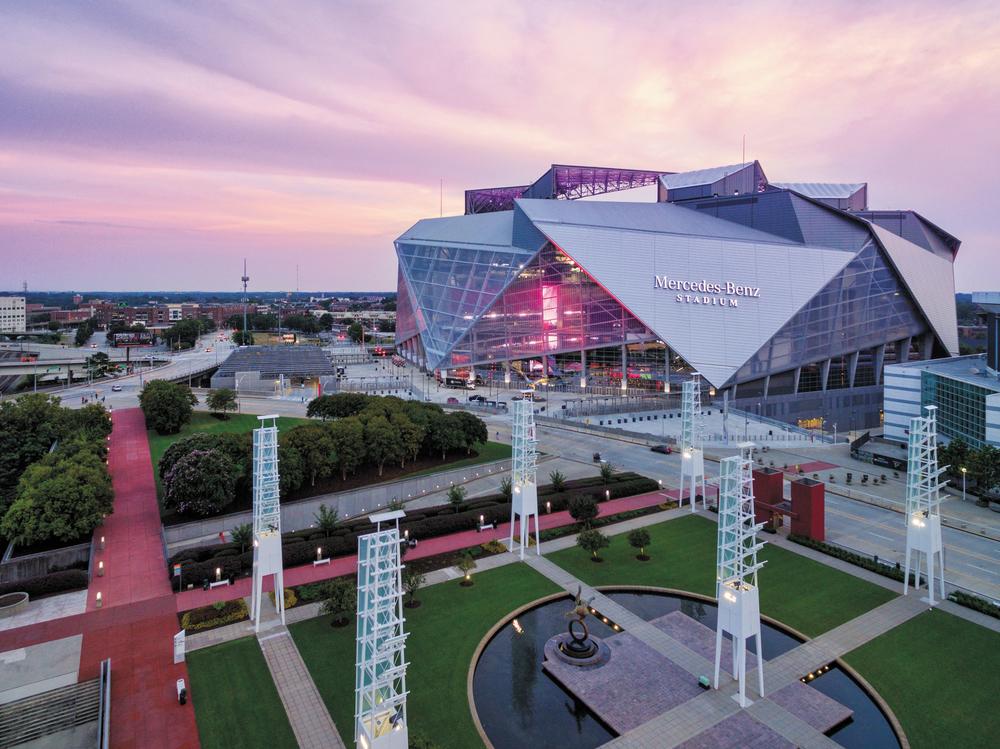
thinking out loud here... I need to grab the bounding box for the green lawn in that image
[187,637,297,749]
[148,412,309,497]
[291,563,560,749]
[403,440,511,477]
[548,514,896,637]
[844,609,1000,749]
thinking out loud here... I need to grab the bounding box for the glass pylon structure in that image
[679,375,706,512]
[509,392,540,559]
[251,415,283,631]
[903,405,946,604]
[714,443,766,707]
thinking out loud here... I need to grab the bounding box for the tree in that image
[139,380,197,435]
[163,318,207,350]
[307,393,370,420]
[377,319,395,333]
[599,462,617,484]
[319,313,334,330]
[313,504,339,534]
[159,432,249,483]
[450,411,488,454]
[231,523,252,553]
[85,352,113,379]
[278,440,305,496]
[577,528,610,562]
[232,330,254,346]
[548,470,567,492]
[206,388,237,419]
[458,552,477,586]
[427,411,461,460]
[364,415,402,477]
[0,394,71,514]
[284,424,338,487]
[328,417,365,480]
[64,403,113,442]
[1,451,114,545]
[941,438,971,478]
[627,528,651,560]
[968,445,1000,503]
[163,449,238,517]
[403,569,426,608]
[46,320,61,332]
[568,495,599,528]
[391,411,423,467]
[348,321,364,344]
[320,578,357,627]
[447,484,467,512]
[74,317,97,347]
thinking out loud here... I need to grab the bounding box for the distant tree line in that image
[937,438,1000,503]
[0,395,114,546]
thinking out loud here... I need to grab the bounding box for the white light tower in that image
[713,443,766,707]
[509,391,540,559]
[679,375,706,512]
[355,511,409,749]
[903,405,946,605]
[251,415,284,632]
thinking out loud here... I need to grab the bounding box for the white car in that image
[111,385,123,392]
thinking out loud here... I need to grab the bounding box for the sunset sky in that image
[2,0,999,292]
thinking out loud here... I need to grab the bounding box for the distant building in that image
[210,345,335,393]
[0,296,26,333]
[884,293,1000,448]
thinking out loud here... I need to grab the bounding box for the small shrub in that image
[0,570,89,599]
[578,528,609,562]
[447,484,467,512]
[320,578,357,626]
[499,476,512,501]
[599,462,616,484]
[180,598,249,632]
[268,587,298,610]
[627,528,651,560]
[548,470,567,492]
[403,569,426,608]
[568,495,599,528]
[457,552,477,586]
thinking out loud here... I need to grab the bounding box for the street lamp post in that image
[961,466,967,502]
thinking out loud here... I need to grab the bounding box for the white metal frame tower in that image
[713,443,766,707]
[509,391,540,559]
[251,415,284,632]
[679,375,706,512]
[355,511,409,749]
[903,405,946,605]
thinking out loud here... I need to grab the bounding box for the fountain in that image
[547,587,607,666]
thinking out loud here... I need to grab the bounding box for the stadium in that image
[394,162,959,429]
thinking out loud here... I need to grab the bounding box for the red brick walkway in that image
[0,409,200,749]
[175,483,719,611]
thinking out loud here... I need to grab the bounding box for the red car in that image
[651,445,673,455]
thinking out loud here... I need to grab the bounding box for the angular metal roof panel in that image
[659,163,749,189]
[398,211,516,248]
[870,224,959,355]
[529,220,854,386]
[515,198,798,246]
[772,182,866,199]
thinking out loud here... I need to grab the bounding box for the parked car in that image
[111,385,123,392]
[651,445,673,455]
[468,394,486,402]
[447,397,460,404]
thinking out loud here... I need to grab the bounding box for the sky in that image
[1,0,999,293]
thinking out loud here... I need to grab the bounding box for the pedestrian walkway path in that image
[257,628,346,749]
[175,487,681,611]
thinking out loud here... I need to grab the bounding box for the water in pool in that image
[472,591,900,749]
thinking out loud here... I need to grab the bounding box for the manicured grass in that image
[403,440,511,477]
[548,514,896,637]
[291,563,560,749]
[844,609,1000,748]
[187,636,297,749]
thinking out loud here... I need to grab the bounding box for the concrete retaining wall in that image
[0,543,90,585]
[164,458,513,548]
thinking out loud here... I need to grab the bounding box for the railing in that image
[97,658,112,749]
[0,679,100,747]
[728,408,839,444]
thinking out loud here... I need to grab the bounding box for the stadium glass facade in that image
[396,162,960,428]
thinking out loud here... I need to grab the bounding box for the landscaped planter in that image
[0,591,29,618]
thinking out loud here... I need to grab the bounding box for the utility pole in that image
[241,259,250,346]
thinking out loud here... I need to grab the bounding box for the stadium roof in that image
[659,163,749,189]
[772,182,866,199]
[215,345,335,378]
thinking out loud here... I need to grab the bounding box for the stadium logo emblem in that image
[653,277,760,307]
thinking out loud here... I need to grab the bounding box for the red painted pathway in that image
[0,409,200,749]
[175,484,719,611]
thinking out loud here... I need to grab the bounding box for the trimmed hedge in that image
[167,472,660,588]
[948,590,1000,619]
[0,569,90,598]
[789,534,916,584]
[180,598,249,632]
